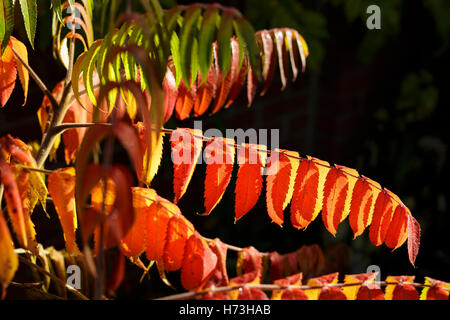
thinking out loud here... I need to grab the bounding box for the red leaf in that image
[202,137,235,215]
[369,189,394,246]
[392,284,419,300]
[238,246,263,277]
[234,144,265,222]
[407,214,420,267]
[269,252,284,282]
[290,158,319,229]
[0,45,17,107]
[322,166,349,235]
[280,289,308,300]
[318,287,347,300]
[170,128,203,203]
[0,157,27,248]
[384,204,408,250]
[208,238,229,286]
[296,244,325,278]
[237,287,268,300]
[356,285,385,300]
[349,177,373,238]
[180,232,218,290]
[106,251,125,295]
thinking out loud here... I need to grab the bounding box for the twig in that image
[155,280,449,300]
[13,164,54,175]
[10,47,59,112]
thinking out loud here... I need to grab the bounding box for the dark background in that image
[1,0,449,299]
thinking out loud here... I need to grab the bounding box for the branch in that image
[10,47,59,112]
[155,280,447,300]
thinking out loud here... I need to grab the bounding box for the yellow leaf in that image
[10,36,29,105]
[28,170,48,214]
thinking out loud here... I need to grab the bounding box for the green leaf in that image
[234,16,262,79]
[82,40,103,106]
[217,9,234,75]
[0,0,14,54]
[179,6,202,88]
[170,32,182,87]
[50,0,63,24]
[19,0,37,48]
[198,7,219,82]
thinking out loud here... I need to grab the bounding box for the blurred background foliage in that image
[0,0,449,299]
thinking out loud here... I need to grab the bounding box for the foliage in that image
[0,0,447,300]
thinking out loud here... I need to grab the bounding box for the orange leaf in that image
[234,144,265,222]
[145,200,175,262]
[202,137,235,216]
[9,37,29,106]
[175,79,196,120]
[369,189,394,246]
[180,232,218,290]
[163,214,195,271]
[12,166,37,253]
[0,209,18,298]
[210,38,240,115]
[322,166,349,235]
[121,191,155,258]
[265,150,299,227]
[170,128,203,203]
[349,177,374,238]
[0,44,16,107]
[193,57,219,116]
